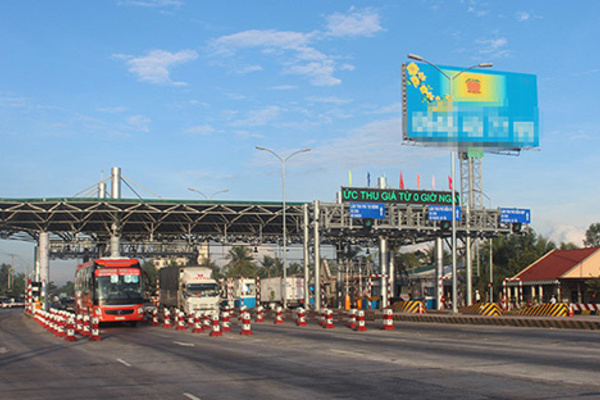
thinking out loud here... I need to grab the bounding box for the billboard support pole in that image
[451,151,458,313]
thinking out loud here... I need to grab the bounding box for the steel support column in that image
[313,200,321,311]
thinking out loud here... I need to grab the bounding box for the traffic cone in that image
[162,308,172,328]
[256,305,265,323]
[323,309,335,329]
[568,304,574,317]
[296,307,307,327]
[355,310,367,332]
[380,308,395,331]
[65,315,78,342]
[274,306,284,325]
[192,312,204,333]
[88,317,101,341]
[240,312,253,336]
[209,314,223,337]
[221,310,232,333]
[348,309,357,329]
[176,310,187,331]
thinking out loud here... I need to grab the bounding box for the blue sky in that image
[2,1,600,281]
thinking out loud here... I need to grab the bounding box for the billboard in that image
[402,62,539,150]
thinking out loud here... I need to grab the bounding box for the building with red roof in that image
[507,247,600,304]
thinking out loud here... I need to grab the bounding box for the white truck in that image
[159,266,220,314]
[260,276,306,308]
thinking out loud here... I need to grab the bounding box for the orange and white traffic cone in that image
[274,306,284,325]
[209,313,223,337]
[323,309,335,329]
[348,309,357,329]
[355,310,367,332]
[240,312,253,336]
[88,317,101,341]
[380,308,395,330]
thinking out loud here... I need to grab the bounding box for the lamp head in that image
[407,54,423,61]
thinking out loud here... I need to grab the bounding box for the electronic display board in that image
[402,62,539,150]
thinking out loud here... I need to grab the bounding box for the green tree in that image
[559,242,579,250]
[224,246,256,277]
[584,223,600,247]
[586,278,600,301]
[257,255,281,278]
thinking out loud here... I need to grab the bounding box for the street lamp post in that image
[407,54,492,313]
[188,187,229,200]
[256,146,311,309]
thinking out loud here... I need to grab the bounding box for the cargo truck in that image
[260,276,305,308]
[159,266,220,314]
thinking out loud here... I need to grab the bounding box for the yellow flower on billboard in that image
[410,76,421,86]
[420,85,428,95]
[407,62,419,76]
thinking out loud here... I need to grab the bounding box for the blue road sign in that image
[500,208,531,224]
[350,203,385,219]
[428,205,461,221]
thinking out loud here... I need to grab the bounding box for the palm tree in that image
[224,246,257,277]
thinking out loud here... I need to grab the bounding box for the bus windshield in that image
[96,273,143,305]
[185,283,219,298]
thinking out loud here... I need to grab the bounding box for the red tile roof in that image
[515,247,600,282]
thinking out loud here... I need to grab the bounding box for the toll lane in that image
[2,309,600,400]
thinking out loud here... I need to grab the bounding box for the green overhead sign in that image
[341,187,459,206]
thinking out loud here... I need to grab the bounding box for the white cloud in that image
[96,106,127,113]
[310,117,445,169]
[306,96,352,105]
[548,224,585,247]
[0,96,28,108]
[269,85,297,90]
[231,106,280,127]
[126,115,151,132]
[208,8,382,87]
[475,34,510,59]
[117,0,183,8]
[325,7,383,37]
[516,11,531,22]
[113,49,198,85]
[185,125,215,135]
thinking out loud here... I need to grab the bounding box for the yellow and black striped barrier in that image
[390,300,425,314]
[507,303,568,317]
[460,302,502,317]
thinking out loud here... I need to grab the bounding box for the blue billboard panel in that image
[350,203,385,219]
[500,208,531,223]
[428,205,461,221]
[402,62,539,150]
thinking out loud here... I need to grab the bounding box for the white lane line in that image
[173,341,195,347]
[329,349,364,357]
[183,392,202,400]
[117,358,132,367]
[0,347,8,354]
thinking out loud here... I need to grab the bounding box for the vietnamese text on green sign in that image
[341,187,459,206]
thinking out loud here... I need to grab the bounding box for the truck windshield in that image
[96,274,143,305]
[186,283,219,298]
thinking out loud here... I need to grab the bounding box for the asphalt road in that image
[2,308,600,400]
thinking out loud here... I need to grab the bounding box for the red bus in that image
[74,258,145,324]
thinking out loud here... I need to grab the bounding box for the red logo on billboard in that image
[466,78,481,94]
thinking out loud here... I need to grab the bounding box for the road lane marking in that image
[183,392,202,400]
[174,341,195,347]
[117,358,132,367]
[0,347,8,354]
